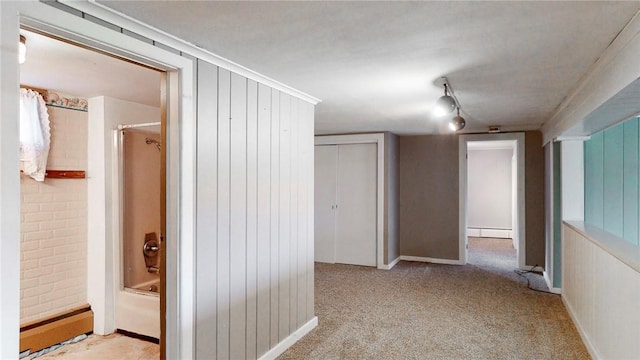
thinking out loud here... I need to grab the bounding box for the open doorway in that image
[465,140,517,269]
[459,133,526,269]
[18,27,164,357]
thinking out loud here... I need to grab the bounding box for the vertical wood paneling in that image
[269,90,281,347]
[278,93,292,341]
[229,73,247,359]
[246,79,259,359]
[289,98,299,332]
[304,102,315,321]
[623,118,639,245]
[195,60,218,358]
[584,132,604,227]
[296,100,307,329]
[256,84,272,356]
[216,68,231,360]
[603,125,624,237]
[195,64,316,360]
[563,224,640,359]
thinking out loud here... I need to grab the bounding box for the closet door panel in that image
[314,145,337,263]
[335,143,377,267]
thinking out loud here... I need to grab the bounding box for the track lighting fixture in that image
[19,35,26,64]
[433,83,456,117]
[449,107,466,132]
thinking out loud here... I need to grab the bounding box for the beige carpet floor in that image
[278,237,589,360]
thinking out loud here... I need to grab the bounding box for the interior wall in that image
[524,131,546,267]
[87,96,161,335]
[397,131,545,265]
[20,105,88,323]
[384,132,399,263]
[585,116,640,246]
[195,60,316,359]
[122,130,161,289]
[398,135,459,260]
[467,148,513,230]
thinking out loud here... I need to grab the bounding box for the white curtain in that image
[20,88,50,181]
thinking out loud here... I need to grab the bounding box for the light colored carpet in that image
[278,237,589,360]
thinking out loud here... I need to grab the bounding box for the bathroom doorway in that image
[17,26,166,356]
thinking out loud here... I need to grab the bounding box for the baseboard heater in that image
[20,304,94,354]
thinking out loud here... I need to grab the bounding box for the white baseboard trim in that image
[467,228,513,239]
[400,255,463,266]
[562,296,600,360]
[542,271,562,294]
[521,265,544,273]
[379,257,401,270]
[258,316,318,360]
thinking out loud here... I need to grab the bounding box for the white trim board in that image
[542,271,562,295]
[315,133,386,270]
[399,256,464,266]
[61,0,321,105]
[5,2,196,358]
[561,297,600,360]
[257,317,318,360]
[379,257,401,270]
[459,133,526,269]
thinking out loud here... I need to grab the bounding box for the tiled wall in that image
[20,106,88,323]
[584,116,640,246]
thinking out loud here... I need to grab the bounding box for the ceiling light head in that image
[19,35,26,64]
[433,83,456,117]
[449,107,466,132]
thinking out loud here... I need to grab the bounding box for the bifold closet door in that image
[314,145,337,263]
[335,143,377,267]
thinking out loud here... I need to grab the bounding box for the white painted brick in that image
[39,289,67,303]
[23,193,53,203]
[39,255,67,267]
[53,228,79,237]
[22,248,54,262]
[24,230,53,241]
[40,202,67,212]
[21,278,38,290]
[39,220,68,231]
[20,107,89,323]
[23,212,54,223]
[21,222,39,233]
[38,271,66,286]
[22,260,39,271]
[53,210,80,220]
[21,203,40,213]
[21,240,40,252]
[23,283,54,298]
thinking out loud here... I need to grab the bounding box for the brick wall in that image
[20,106,88,324]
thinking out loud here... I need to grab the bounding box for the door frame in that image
[315,133,385,269]
[0,2,195,358]
[459,133,527,269]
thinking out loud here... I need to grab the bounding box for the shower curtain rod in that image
[118,122,161,130]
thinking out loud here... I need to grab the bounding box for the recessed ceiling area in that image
[97,1,640,135]
[19,29,161,107]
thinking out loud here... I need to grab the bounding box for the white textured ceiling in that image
[19,29,161,107]
[96,1,639,135]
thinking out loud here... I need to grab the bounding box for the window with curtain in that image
[20,88,50,181]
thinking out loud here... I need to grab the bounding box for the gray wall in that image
[384,132,400,264]
[525,131,546,267]
[467,148,513,229]
[397,132,545,265]
[196,60,315,359]
[398,135,459,260]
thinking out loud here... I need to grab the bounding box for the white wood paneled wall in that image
[562,223,640,359]
[195,60,315,359]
